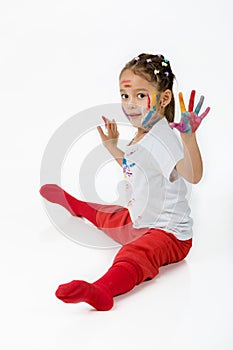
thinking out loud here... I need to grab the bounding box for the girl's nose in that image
[130,99,144,109]
[126,95,133,103]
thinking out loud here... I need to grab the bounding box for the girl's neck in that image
[136,128,149,137]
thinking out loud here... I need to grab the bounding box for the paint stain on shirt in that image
[122,157,136,178]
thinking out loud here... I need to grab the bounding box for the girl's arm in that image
[170,90,210,184]
[175,133,203,184]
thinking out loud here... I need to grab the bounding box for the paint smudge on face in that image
[141,92,162,130]
[120,80,134,88]
[141,109,155,128]
[121,105,130,121]
[120,80,132,84]
[151,91,157,109]
[123,84,134,88]
[147,94,151,110]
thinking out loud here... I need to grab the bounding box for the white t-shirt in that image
[122,117,193,241]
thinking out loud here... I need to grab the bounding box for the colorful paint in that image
[123,84,134,88]
[141,92,161,130]
[151,91,157,108]
[122,157,136,178]
[120,79,134,89]
[169,90,210,133]
[147,94,151,109]
[120,80,131,84]
[121,105,130,121]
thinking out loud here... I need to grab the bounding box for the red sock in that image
[55,261,139,311]
[94,261,139,296]
[39,184,102,226]
[55,280,114,311]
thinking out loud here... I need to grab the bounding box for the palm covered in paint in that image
[169,90,210,134]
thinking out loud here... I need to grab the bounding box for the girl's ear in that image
[160,89,172,107]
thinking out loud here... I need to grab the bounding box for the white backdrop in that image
[1,1,232,349]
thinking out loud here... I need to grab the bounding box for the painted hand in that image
[169,90,210,134]
[141,92,164,130]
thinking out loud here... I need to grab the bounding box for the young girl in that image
[39,53,210,311]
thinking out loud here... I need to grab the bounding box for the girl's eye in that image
[121,93,146,99]
[137,93,146,99]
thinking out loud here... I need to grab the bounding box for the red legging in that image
[93,203,192,284]
[39,184,192,284]
[40,184,192,309]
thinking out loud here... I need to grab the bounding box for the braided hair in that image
[119,53,176,123]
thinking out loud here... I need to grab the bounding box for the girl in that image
[39,53,210,311]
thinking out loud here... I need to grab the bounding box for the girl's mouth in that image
[127,114,141,117]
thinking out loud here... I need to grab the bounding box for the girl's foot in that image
[39,184,78,216]
[55,280,114,311]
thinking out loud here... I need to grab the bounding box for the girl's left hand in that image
[169,90,210,134]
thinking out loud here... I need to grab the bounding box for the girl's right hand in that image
[97,116,120,148]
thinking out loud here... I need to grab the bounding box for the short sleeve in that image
[149,129,184,182]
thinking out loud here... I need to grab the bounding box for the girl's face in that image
[119,69,160,128]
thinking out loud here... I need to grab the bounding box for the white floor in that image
[1,178,233,349]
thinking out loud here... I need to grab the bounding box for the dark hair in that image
[119,53,176,123]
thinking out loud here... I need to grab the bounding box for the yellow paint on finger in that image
[179,92,186,113]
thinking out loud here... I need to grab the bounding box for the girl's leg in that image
[39,184,125,227]
[55,229,192,311]
[112,229,192,282]
[39,184,147,245]
[55,260,140,311]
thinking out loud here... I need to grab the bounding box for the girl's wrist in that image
[180,131,196,142]
[104,141,118,150]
